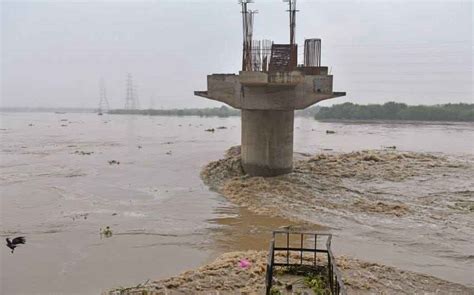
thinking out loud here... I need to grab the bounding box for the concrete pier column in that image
[241,109,294,176]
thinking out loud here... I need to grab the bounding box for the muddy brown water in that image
[1,112,473,294]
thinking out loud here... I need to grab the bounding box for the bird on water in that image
[6,237,26,253]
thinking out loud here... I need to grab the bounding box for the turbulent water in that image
[1,112,473,294]
[203,148,474,289]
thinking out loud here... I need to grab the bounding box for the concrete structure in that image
[195,2,345,177]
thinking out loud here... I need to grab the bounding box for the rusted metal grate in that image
[265,230,347,295]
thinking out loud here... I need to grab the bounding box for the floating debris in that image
[238,259,251,269]
[205,128,215,132]
[326,130,336,134]
[100,226,113,238]
[216,126,227,130]
[165,151,172,155]
[201,146,468,219]
[108,160,120,165]
[105,250,473,294]
[68,213,89,221]
[74,151,93,155]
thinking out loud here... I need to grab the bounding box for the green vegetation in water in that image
[315,102,474,122]
[304,275,330,295]
[100,226,113,238]
[273,265,331,295]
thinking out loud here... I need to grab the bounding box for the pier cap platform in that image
[195,69,345,111]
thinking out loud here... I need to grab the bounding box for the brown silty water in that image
[1,112,473,294]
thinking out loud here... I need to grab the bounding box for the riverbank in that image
[315,102,474,122]
[106,250,472,294]
[107,106,320,118]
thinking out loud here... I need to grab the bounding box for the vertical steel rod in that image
[286,231,290,265]
[300,233,303,265]
[314,234,317,266]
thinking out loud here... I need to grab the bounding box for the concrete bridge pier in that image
[195,69,345,177]
[194,4,346,177]
[241,109,294,176]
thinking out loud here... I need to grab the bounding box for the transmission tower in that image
[149,96,155,110]
[98,78,110,114]
[124,73,139,110]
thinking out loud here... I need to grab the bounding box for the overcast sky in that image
[1,0,472,109]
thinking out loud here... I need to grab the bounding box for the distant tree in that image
[314,102,474,122]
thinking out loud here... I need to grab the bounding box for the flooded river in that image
[1,112,472,294]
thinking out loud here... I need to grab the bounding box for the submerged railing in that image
[265,230,347,295]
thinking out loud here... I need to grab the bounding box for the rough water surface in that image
[2,113,473,294]
[201,146,474,290]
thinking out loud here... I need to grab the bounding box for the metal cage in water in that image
[265,230,347,295]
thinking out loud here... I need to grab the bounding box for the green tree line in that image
[314,102,474,122]
[108,105,320,118]
[109,106,240,117]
